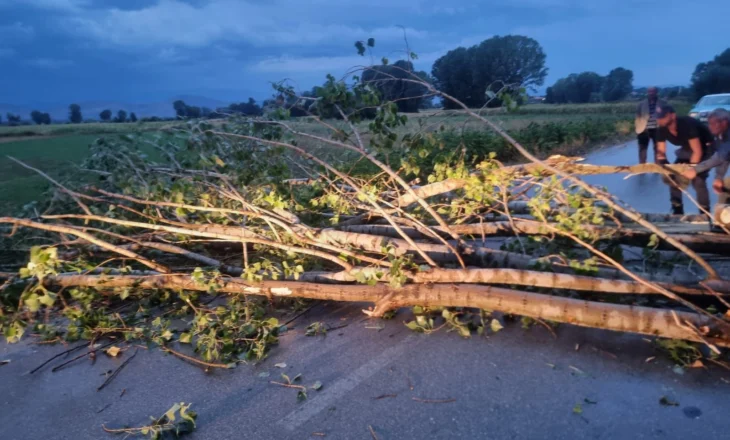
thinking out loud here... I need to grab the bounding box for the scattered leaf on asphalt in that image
[546,363,556,369]
[258,372,270,378]
[106,346,121,357]
[311,381,323,391]
[292,374,302,382]
[575,344,580,352]
[672,365,685,375]
[645,356,656,363]
[573,404,583,414]
[275,363,287,369]
[490,319,503,333]
[689,360,704,368]
[659,396,680,407]
[0,359,10,366]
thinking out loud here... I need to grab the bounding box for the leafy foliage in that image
[361,60,431,113]
[104,402,196,439]
[69,104,83,124]
[432,35,548,109]
[691,48,730,99]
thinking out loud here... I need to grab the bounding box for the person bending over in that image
[682,109,730,226]
[655,104,714,215]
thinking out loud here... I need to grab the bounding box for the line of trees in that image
[431,35,548,109]
[99,109,137,123]
[545,68,634,104]
[691,48,730,99]
[5,113,22,126]
[30,110,52,125]
[172,98,264,119]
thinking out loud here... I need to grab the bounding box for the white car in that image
[689,93,730,123]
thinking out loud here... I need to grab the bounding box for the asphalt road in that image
[2,141,729,439]
[582,139,719,214]
[1,301,729,440]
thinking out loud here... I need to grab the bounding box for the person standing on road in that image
[655,104,714,215]
[682,108,730,227]
[635,87,668,164]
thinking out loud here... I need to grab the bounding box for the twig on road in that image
[30,341,88,374]
[97,349,138,391]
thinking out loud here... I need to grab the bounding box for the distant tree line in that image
[691,48,730,99]
[99,108,138,123]
[545,68,634,104]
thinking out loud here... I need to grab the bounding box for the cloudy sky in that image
[1,0,728,105]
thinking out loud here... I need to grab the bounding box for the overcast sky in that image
[1,0,728,105]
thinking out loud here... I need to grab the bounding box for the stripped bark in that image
[39,274,730,346]
[301,267,709,295]
[395,160,692,207]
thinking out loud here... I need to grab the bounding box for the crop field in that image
[0,120,174,141]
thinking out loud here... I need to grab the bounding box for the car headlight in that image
[689,112,699,118]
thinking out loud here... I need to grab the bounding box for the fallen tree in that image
[1,53,729,364]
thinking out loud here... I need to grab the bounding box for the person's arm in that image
[717,161,729,181]
[693,152,724,174]
[655,140,668,163]
[688,137,703,163]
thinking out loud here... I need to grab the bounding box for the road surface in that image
[1,141,729,440]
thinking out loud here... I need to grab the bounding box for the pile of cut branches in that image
[1,61,729,364]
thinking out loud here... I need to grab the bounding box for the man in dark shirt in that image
[682,109,730,228]
[655,104,714,215]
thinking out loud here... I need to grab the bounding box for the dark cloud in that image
[0,0,727,105]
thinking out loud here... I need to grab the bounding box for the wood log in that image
[395,160,692,207]
[40,274,730,346]
[300,267,708,295]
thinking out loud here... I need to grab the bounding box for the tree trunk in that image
[41,274,730,346]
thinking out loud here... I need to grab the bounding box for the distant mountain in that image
[0,95,235,123]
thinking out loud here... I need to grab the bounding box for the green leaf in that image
[281,373,291,384]
[311,381,323,391]
[297,390,308,401]
[405,321,422,332]
[573,404,583,414]
[275,362,287,369]
[456,325,471,338]
[179,332,192,344]
[164,403,182,422]
[490,319,504,333]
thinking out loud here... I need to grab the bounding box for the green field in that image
[0,101,678,216]
[0,136,101,213]
[0,120,174,140]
